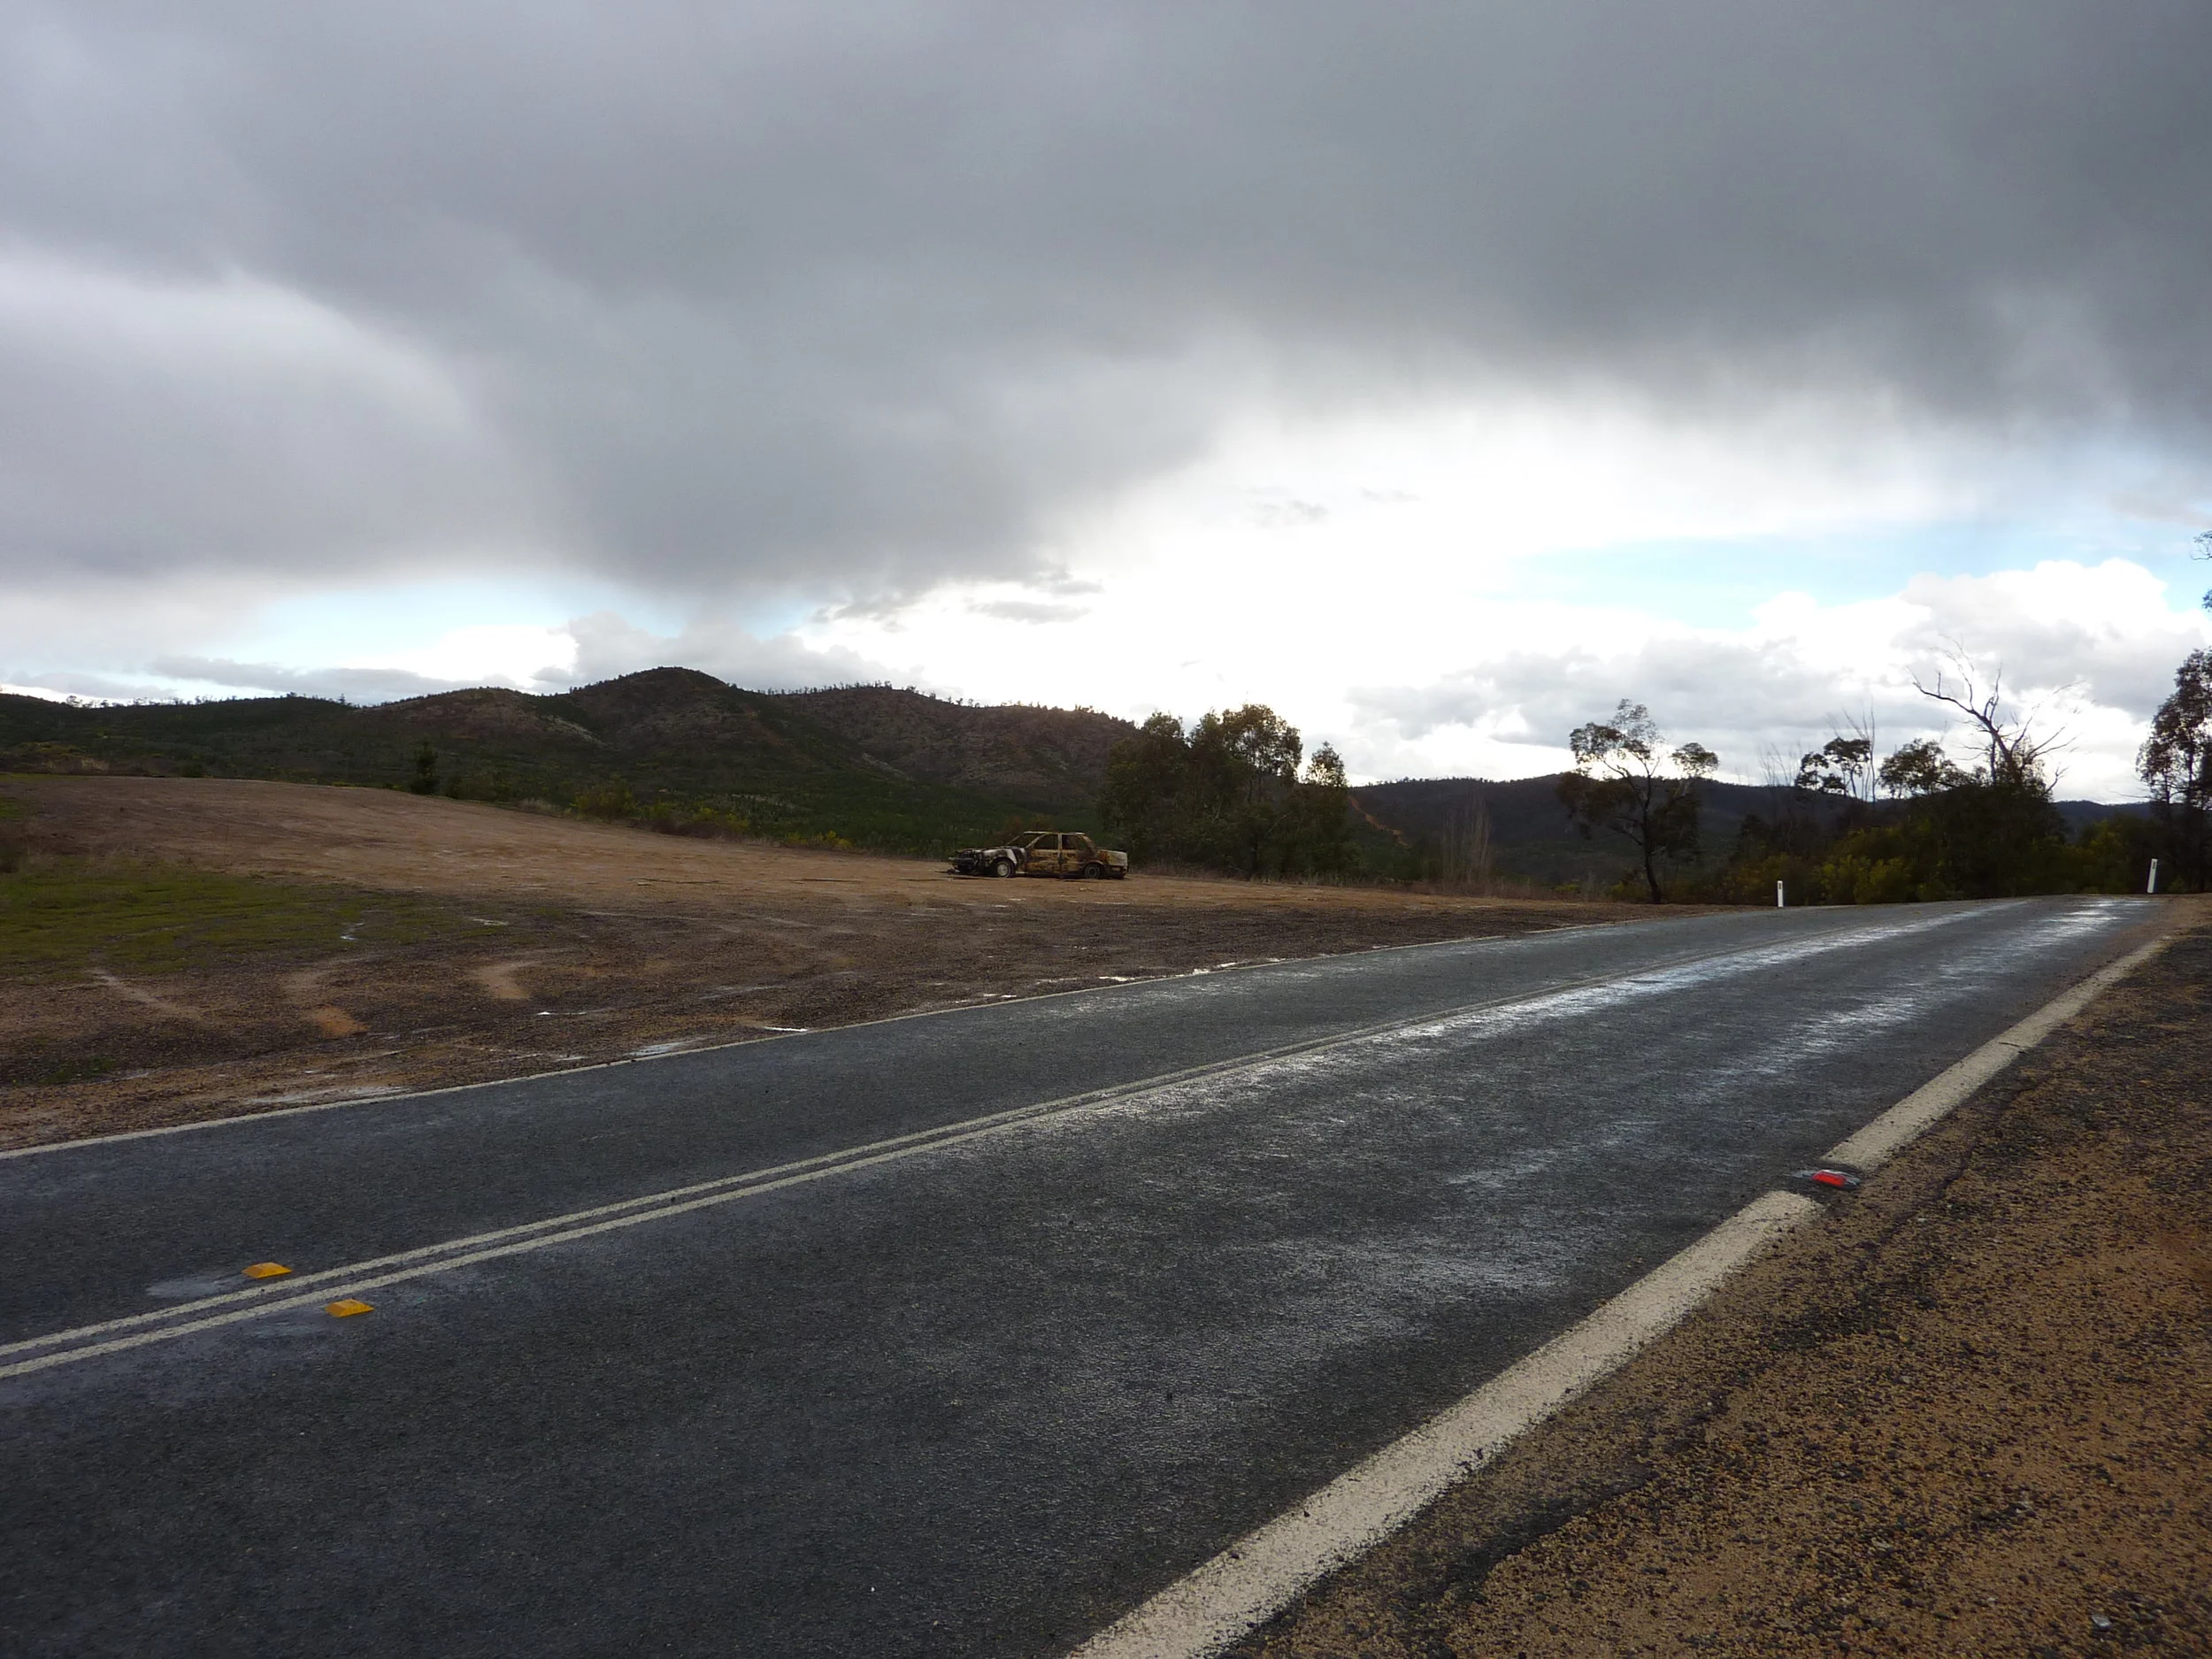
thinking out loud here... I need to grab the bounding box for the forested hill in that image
[0,671,1135,854]
[1353,774,2146,887]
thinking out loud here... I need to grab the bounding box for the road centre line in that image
[1065,925,2172,1659]
[0,910,1893,1164]
[0,922,1606,1164]
[0,909,1985,1382]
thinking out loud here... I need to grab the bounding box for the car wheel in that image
[1081,862,1105,879]
[993,858,1016,878]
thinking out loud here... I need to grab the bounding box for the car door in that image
[1031,833,1065,875]
[1064,833,1096,873]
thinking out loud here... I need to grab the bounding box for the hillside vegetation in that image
[4,669,2157,893]
[0,671,1135,857]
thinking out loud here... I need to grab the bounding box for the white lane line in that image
[1065,919,2171,1659]
[1,918,1964,1379]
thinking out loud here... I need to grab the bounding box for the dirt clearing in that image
[1232,917,2211,1659]
[0,776,1625,1148]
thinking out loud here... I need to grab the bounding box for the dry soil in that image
[0,775,1624,1148]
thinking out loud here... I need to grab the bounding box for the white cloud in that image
[548,610,892,692]
[795,395,2208,799]
[1344,560,2208,799]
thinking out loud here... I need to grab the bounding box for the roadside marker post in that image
[2147,858,2159,895]
[1776,880,1785,909]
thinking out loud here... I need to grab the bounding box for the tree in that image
[2195,528,2212,611]
[1100,712,1192,862]
[408,741,440,795]
[1184,704,1302,872]
[1906,649,2068,896]
[1557,701,1718,902]
[2139,649,2212,889]
[1876,738,1968,798]
[1286,743,1358,876]
[1911,651,2056,791]
[1795,735,1874,800]
[1101,703,1356,878]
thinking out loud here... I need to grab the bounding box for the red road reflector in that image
[1794,1168,1862,1192]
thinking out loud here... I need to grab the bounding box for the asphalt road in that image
[0,898,2152,1656]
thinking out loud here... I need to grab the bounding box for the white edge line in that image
[1064,920,2176,1659]
[1070,1190,1819,1659]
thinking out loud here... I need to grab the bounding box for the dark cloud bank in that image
[4,1,2209,611]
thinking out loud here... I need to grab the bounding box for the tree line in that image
[1103,632,2212,902]
[1558,643,2211,903]
[1101,705,1358,877]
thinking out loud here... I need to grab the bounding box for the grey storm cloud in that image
[5,1,2211,603]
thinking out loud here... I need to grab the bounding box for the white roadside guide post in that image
[2147,857,2160,895]
[1776,879,1786,909]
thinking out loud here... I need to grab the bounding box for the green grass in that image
[0,858,480,981]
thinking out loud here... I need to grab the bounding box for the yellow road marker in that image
[324,1299,373,1317]
[242,1263,291,1279]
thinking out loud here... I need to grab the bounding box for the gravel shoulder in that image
[1233,911,2211,1659]
[0,776,1630,1148]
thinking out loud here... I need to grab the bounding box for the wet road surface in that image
[0,898,2151,1656]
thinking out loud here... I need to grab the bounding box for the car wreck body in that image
[949,830,1130,879]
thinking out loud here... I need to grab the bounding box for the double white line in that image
[0,913,1970,1384]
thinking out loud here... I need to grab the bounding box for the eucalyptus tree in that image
[1557,701,1718,902]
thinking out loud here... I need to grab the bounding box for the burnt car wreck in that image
[949,830,1130,879]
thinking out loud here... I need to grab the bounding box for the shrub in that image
[573,783,638,820]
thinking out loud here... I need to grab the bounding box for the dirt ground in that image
[1233,918,2212,1659]
[0,775,1625,1148]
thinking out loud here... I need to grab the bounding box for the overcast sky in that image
[5,2,2210,795]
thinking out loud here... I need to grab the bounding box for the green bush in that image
[574,783,639,820]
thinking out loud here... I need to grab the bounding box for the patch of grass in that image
[0,856,480,981]
[0,792,29,874]
[33,1053,120,1086]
